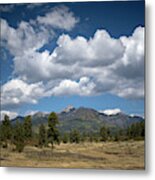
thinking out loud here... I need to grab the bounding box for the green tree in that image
[13,121,25,152]
[23,115,32,142]
[140,121,145,138]
[1,115,12,148]
[80,132,87,142]
[114,129,126,141]
[127,121,145,140]
[0,124,3,147]
[62,132,69,144]
[47,112,60,150]
[70,129,80,143]
[38,124,46,148]
[100,125,109,142]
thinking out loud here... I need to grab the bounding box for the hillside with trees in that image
[0,109,145,153]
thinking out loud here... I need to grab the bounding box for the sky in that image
[0,1,145,119]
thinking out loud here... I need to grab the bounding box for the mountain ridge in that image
[11,106,144,134]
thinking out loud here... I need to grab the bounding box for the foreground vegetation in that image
[1,141,144,169]
[0,112,145,169]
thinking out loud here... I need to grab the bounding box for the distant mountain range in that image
[11,106,144,134]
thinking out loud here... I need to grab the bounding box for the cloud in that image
[1,79,45,109]
[109,26,145,99]
[0,5,78,57]
[0,110,18,121]
[54,29,124,67]
[1,6,144,111]
[111,79,144,99]
[0,19,51,57]
[12,28,125,84]
[99,108,122,115]
[51,77,96,96]
[1,77,95,109]
[50,26,144,99]
[114,26,144,79]
[37,5,79,31]
[13,50,76,83]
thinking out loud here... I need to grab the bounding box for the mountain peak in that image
[33,111,47,117]
[11,106,144,131]
[61,105,75,113]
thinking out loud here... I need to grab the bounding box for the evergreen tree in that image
[23,115,32,142]
[47,112,60,149]
[38,124,46,148]
[13,121,25,152]
[0,124,3,147]
[140,121,145,138]
[80,132,87,142]
[70,129,80,143]
[1,115,12,148]
[114,129,126,141]
[127,121,145,140]
[62,132,69,144]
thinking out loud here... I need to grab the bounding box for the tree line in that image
[0,112,145,152]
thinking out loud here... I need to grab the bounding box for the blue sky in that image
[0,1,145,119]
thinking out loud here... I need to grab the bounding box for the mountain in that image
[11,106,144,134]
[61,105,75,113]
[11,116,24,124]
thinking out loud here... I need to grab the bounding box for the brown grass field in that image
[0,141,144,169]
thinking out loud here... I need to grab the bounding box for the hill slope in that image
[11,106,144,134]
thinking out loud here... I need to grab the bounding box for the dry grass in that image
[0,141,144,169]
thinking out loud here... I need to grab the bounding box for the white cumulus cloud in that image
[0,19,51,57]
[0,5,78,58]
[115,26,144,79]
[37,5,79,31]
[1,79,45,109]
[51,77,96,96]
[53,29,124,67]
[0,5,144,112]
[99,108,122,115]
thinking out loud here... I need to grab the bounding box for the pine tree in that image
[62,132,69,144]
[47,112,60,150]
[38,124,46,148]
[140,121,145,138]
[13,121,25,152]
[23,115,32,142]
[69,129,80,143]
[127,121,145,140]
[1,115,12,148]
[0,124,3,147]
[80,132,87,142]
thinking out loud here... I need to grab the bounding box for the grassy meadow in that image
[1,141,144,169]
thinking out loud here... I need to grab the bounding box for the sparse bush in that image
[100,125,109,142]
